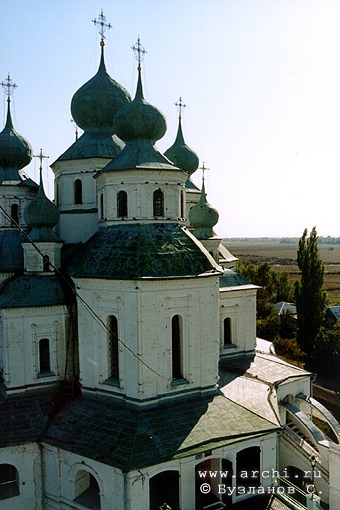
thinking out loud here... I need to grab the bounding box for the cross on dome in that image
[132,36,147,71]
[175,97,186,120]
[1,73,17,103]
[199,162,210,182]
[34,148,49,173]
[92,9,112,46]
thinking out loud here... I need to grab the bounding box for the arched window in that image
[172,315,183,380]
[236,446,261,491]
[150,471,179,510]
[10,204,19,225]
[117,190,127,218]
[153,189,164,217]
[100,193,104,219]
[180,189,185,219]
[74,179,82,204]
[43,254,50,272]
[0,464,19,500]
[74,471,101,510]
[223,318,232,346]
[108,315,119,381]
[39,338,51,374]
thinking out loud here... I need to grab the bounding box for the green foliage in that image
[237,260,295,341]
[274,337,306,364]
[295,227,326,358]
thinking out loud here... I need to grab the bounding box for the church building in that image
[1,11,340,510]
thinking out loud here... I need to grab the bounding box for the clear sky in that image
[1,0,339,238]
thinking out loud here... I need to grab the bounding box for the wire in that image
[0,204,171,382]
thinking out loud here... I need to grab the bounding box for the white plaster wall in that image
[1,306,68,389]
[52,158,110,243]
[329,442,340,510]
[0,185,37,228]
[96,168,187,224]
[219,287,257,356]
[43,445,125,510]
[23,242,62,272]
[0,443,42,510]
[74,275,220,401]
[128,432,277,509]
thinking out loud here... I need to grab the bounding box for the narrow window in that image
[10,204,19,225]
[223,318,232,346]
[108,315,119,380]
[153,189,164,217]
[180,189,185,219]
[55,183,59,206]
[74,179,82,204]
[43,254,50,271]
[172,315,183,380]
[117,190,127,218]
[100,193,104,219]
[0,464,19,500]
[39,338,51,373]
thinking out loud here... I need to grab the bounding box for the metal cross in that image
[199,162,210,182]
[92,9,112,44]
[175,97,186,120]
[33,148,49,172]
[1,73,17,102]
[132,36,147,71]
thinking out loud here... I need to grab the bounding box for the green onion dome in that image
[0,101,32,180]
[189,181,219,239]
[24,167,60,241]
[71,45,131,133]
[114,70,166,142]
[164,117,199,175]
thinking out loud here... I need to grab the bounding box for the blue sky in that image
[1,0,339,237]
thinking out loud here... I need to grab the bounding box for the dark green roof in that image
[0,230,25,272]
[164,118,199,176]
[101,139,176,171]
[68,223,220,280]
[219,270,252,288]
[44,392,278,470]
[56,130,124,162]
[0,274,66,308]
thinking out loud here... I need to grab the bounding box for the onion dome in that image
[71,43,131,133]
[0,98,32,181]
[104,38,174,171]
[24,153,61,242]
[189,179,219,239]
[114,70,166,142]
[164,116,199,176]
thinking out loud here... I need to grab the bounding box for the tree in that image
[295,227,326,358]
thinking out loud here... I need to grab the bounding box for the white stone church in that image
[1,15,340,510]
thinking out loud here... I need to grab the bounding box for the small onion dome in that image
[114,70,166,143]
[24,168,60,242]
[71,45,131,132]
[189,181,219,239]
[0,101,32,177]
[164,118,199,175]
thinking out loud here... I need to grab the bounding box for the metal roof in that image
[68,223,221,280]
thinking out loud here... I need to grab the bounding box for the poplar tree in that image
[295,227,326,357]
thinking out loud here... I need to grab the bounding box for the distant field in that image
[224,239,340,305]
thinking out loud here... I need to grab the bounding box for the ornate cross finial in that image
[175,97,186,120]
[132,36,147,71]
[34,148,49,173]
[1,73,17,103]
[199,162,210,182]
[92,9,112,46]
